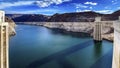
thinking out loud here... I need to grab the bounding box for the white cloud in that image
[35,0,71,7]
[76,9,91,12]
[112,1,114,3]
[6,9,60,15]
[76,9,113,14]
[117,7,120,9]
[89,7,93,9]
[84,2,98,6]
[112,2,118,5]
[83,10,91,12]
[74,3,88,9]
[105,6,110,9]
[95,10,113,14]
[0,0,71,9]
[111,0,118,4]
[35,1,50,7]
[0,1,34,9]
[74,3,88,12]
[76,9,82,12]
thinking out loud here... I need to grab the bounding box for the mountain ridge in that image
[6,10,120,22]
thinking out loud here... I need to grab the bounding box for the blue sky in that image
[0,0,120,15]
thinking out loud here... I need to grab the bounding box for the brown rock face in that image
[48,10,120,22]
[5,16,16,36]
[48,11,102,22]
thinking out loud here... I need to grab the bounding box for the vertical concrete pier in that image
[112,16,120,68]
[93,17,102,42]
[0,11,9,68]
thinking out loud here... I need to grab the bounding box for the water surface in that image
[9,25,113,68]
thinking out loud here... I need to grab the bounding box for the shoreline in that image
[16,23,113,42]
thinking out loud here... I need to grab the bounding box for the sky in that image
[0,0,120,15]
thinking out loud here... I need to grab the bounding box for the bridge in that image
[0,11,119,68]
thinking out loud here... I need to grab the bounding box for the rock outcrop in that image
[48,12,103,22]
[5,16,16,36]
[43,22,114,41]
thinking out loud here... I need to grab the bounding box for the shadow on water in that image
[27,40,94,68]
[49,28,91,38]
[94,41,102,58]
[57,57,75,68]
[91,49,113,68]
[91,41,113,68]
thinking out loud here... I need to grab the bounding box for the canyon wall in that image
[5,16,16,36]
[15,21,114,41]
[43,22,114,41]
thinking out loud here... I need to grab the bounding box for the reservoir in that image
[9,25,113,68]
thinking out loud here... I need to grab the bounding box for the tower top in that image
[95,17,101,22]
[0,10,5,22]
[0,10,5,13]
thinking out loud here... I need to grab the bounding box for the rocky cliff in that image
[43,22,114,41]
[48,10,120,22]
[48,12,102,22]
[5,16,16,36]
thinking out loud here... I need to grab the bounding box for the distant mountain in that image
[101,10,120,21]
[6,10,120,22]
[48,10,120,22]
[6,14,22,19]
[5,16,16,36]
[112,10,120,16]
[6,14,50,22]
[48,11,103,22]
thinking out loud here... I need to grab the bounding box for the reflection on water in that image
[9,25,113,68]
[27,40,93,68]
[94,42,102,58]
[50,28,91,38]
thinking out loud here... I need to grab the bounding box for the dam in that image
[0,11,9,68]
[0,11,120,68]
[112,17,120,68]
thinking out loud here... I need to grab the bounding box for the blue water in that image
[9,25,113,68]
